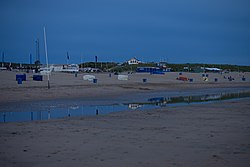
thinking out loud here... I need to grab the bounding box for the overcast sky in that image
[0,0,250,65]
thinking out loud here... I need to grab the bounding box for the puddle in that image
[1,90,250,123]
[144,91,250,107]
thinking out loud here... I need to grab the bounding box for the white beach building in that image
[127,57,142,65]
[40,64,79,73]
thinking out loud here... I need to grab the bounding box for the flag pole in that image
[43,26,50,89]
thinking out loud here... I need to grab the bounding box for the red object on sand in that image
[177,76,189,81]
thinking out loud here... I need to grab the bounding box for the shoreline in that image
[1,82,250,107]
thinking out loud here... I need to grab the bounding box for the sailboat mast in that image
[1,52,4,68]
[43,27,50,89]
[36,38,40,63]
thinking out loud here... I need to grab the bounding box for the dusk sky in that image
[0,0,250,65]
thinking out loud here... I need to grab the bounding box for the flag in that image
[2,52,4,63]
[67,52,70,60]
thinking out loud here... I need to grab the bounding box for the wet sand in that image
[0,71,250,166]
[0,99,250,167]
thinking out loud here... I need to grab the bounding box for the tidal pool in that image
[1,89,250,123]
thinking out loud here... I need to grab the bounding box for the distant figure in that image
[228,76,234,81]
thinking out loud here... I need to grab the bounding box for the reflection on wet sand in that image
[1,91,250,123]
[144,91,250,106]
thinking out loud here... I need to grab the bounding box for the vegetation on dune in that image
[1,61,250,72]
[166,63,250,72]
[81,62,250,73]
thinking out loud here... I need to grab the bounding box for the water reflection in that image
[0,104,127,123]
[2,112,6,123]
[37,111,42,120]
[143,91,250,107]
[48,110,51,120]
[31,112,33,121]
[128,104,142,110]
[1,91,250,123]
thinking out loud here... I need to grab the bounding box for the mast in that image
[30,54,32,64]
[36,38,40,63]
[43,27,50,89]
[1,52,4,68]
[67,52,69,65]
[80,55,83,68]
[95,56,97,69]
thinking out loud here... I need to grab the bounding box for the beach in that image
[1,98,250,167]
[0,71,250,167]
[0,71,249,104]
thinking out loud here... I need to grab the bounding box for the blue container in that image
[23,74,26,81]
[143,78,147,83]
[151,71,164,75]
[16,74,26,81]
[179,72,182,75]
[242,78,246,81]
[189,78,193,82]
[17,78,22,84]
[33,75,43,81]
[93,79,97,83]
[214,78,218,82]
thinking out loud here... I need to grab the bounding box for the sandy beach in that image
[0,71,249,104]
[0,98,250,167]
[0,71,250,166]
